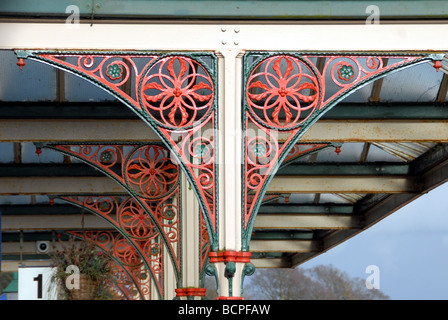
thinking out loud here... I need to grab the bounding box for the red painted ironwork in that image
[27,52,218,244]
[68,231,156,300]
[125,146,179,199]
[243,53,427,234]
[69,230,156,300]
[140,56,214,128]
[247,55,319,130]
[244,141,331,226]
[175,288,207,298]
[62,196,165,298]
[433,60,442,72]
[16,58,26,70]
[208,251,252,264]
[47,144,181,276]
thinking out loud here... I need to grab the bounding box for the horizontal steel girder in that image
[0,102,446,120]
[0,175,420,195]
[0,162,413,178]
[2,23,448,52]
[0,256,288,271]
[1,119,447,142]
[1,213,362,231]
[1,239,319,257]
[1,0,448,20]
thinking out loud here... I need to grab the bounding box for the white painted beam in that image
[249,240,319,253]
[2,239,318,256]
[296,120,448,143]
[1,23,448,52]
[1,260,53,272]
[2,213,362,231]
[0,119,159,142]
[267,175,419,193]
[1,119,446,143]
[0,257,290,272]
[0,175,419,195]
[254,214,362,229]
[0,176,125,194]
[251,259,290,269]
[1,214,111,231]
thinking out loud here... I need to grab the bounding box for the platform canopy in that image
[0,0,447,300]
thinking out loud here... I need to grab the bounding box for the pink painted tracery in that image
[31,52,218,239]
[140,56,214,128]
[244,53,426,230]
[247,55,320,129]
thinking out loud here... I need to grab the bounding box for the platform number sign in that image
[18,267,57,300]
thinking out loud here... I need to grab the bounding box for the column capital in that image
[208,251,251,263]
[175,288,207,300]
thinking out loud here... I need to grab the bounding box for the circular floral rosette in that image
[77,145,121,169]
[246,136,278,167]
[187,136,214,166]
[76,55,132,87]
[139,56,214,129]
[141,241,163,274]
[124,145,179,199]
[84,196,117,216]
[91,231,115,247]
[246,55,321,130]
[137,269,152,297]
[329,56,383,88]
[155,201,179,243]
[119,198,159,240]
[114,238,143,268]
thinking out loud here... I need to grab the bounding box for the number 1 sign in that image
[18,267,57,300]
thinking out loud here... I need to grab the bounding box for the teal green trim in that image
[240,263,255,295]
[3,272,18,293]
[18,48,220,255]
[2,1,448,20]
[241,51,435,251]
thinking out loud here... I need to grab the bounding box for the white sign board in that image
[18,267,57,300]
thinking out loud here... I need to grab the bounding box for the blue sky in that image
[301,182,448,300]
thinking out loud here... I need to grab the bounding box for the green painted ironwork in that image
[16,50,220,253]
[241,51,443,251]
[1,0,448,20]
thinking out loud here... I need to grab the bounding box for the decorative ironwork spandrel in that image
[19,50,219,249]
[46,143,181,280]
[242,52,434,248]
[65,199,165,299]
[68,230,155,300]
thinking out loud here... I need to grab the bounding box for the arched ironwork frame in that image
[68,230,154,300]
[59,196,165,299]
[16,50,219,250]
[14,49,444,256]
[41,143,181,287]
[242,52,444,250]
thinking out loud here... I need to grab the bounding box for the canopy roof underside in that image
[1,45,447,270]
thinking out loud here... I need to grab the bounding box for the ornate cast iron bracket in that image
[15,49,445,299]
[59,196,166,299]
[68,230,154,300]
[17,50,219,251]
[38,142,182,286]
[241,52,444,251]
